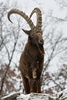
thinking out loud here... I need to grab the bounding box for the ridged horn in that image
[30,8,42,32]
[7,9,34,29]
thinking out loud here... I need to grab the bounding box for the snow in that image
[57,88,67,98]
[17,93,50,100]
[17,94,30,100]
[0,0,67,97]
[17,93,67,100]
[1,91,20,100]
[1,92,67,100]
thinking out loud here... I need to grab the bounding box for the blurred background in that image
[0,0,67,97]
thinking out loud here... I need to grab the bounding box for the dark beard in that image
[38,44,44,55]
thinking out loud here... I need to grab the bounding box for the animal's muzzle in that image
[39,39,44,45]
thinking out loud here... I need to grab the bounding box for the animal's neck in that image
[27,36,44,55]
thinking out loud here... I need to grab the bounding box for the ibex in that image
[8,8,44,94]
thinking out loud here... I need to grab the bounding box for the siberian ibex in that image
[8,8,44,94]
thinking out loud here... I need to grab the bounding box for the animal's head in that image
[8,8,44,54]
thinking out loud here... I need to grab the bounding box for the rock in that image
[17,93,58,100]
[1,92,20,100]
[1,92,67,100]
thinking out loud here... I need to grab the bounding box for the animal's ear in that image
[22,29,31,35]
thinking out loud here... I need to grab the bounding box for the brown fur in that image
[19,37,44,94]
[7,8,44,94]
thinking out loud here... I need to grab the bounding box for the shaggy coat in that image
[8,8,44,94]
[19,37,44,93]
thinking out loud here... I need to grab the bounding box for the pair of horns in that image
[7,8,42,31]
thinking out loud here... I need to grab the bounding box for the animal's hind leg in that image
[22,75,30,94]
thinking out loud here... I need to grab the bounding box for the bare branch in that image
[0,34,18,95]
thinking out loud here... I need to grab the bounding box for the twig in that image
[0,36,18,96]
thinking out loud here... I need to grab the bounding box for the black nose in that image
[39,39,44,45]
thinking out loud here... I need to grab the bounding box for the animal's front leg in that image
[37,79,41,93]
[29,79,37,93]
[22,75,30,94]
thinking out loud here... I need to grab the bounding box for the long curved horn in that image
[7,9,34,29]
[30,8,42,32]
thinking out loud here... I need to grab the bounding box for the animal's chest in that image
[25,52,43,77]
[25,55,41,78]
[25,49,41,64]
